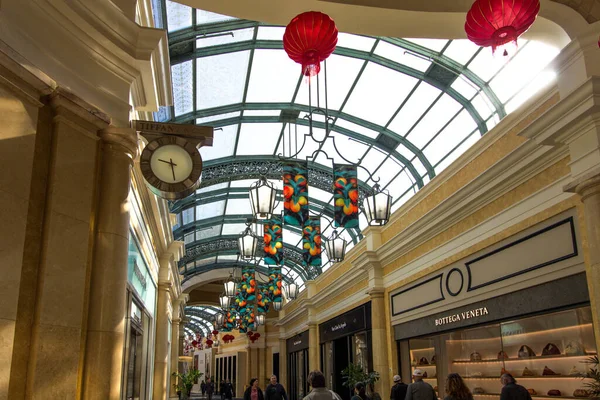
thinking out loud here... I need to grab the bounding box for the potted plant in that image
[581,355,600,398]
[341,363,380,398]
[173,369,203,400]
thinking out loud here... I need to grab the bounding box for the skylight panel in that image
[246,50,300,103]
[375,41,431,72]
[344,62,420,126]
[225,198,252,215]
[434,130,479,172]
[504,70,556,114]
[197,182,229,194]
[167,1,192,32]
[387,82,440,136]
[199,124,237,161]
[385,171,415,200]
[361,147,387,181]
[443,40,480,65]
[196,27,255,48]
[423,109,476,166]
[196,9,236,25]
[471,92,494,120]
[196,200,226,219]
[221,223,246,235]
[407,94,462,149]
[172,61,194,116]
[196,112,241,125]
[257,26,286,40]
[334,118,379,139]
[450,76,479,99]
[236,123,282,155]
[405,38,449,52]
[197,51,250,109]
[336,33,377,52]
[196,226,221,241]
[296,54,364,110]
[372,157,402,188]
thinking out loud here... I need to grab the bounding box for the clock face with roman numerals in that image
[140,136,203,200]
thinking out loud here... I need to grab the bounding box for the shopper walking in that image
[223,379,234,400]
[444,373,472,400]
[244,378,265,400]
[500,374,532,400]
[352,383,369,400]
[266,375,288,400]
[302,370,342,400]
[202,381,207,397]
[207,377,215,400]
[390,375,408,400]
[405,369,437,400]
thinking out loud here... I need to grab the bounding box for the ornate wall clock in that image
[134,120,213,200]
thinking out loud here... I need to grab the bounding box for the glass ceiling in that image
[184,305,222,337]
[164,1,560,287]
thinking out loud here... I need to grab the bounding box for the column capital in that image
[99,126,138,161]
[564,169,600,199]
[48,88,111,130]
[367,288,385,299]
[158,281,173,292]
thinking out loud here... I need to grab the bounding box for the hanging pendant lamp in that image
[283,11,338,76]
[465,0,539,57]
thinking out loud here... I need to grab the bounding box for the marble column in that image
[153,281,174,400]
[308,323,319,372]
[82,126,138,400]
[170,317,181,399]
[568,175,600,348]
[369,289,389,396]
[278,338,287,391]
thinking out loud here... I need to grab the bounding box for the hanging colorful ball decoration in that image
[283,11,338,76]
[465,0,540,57]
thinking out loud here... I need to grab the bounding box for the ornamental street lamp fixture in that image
[284,282,299,300]
[215,313,224,327]
[219,293,231,310]
[273,301,283,311]
[238,223,259,259]
[224,272,236,298]
[256,314,266,326]
[364,184,392,226]
[325,230,348,263]
[249,176,277,220]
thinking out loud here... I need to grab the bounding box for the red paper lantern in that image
[206,339,213,348]
[283,11,338,76]
[212,330,219,336]
[247,331,253,337]
[465,0,539,57]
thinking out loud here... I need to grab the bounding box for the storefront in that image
[124,231,157,400]
[288,330,310,400]
[320,303,372,400]
[390,211,596,400]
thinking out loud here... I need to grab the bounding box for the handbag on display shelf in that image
[431,355,437,364]
[547,390,562,396]
[542,343,561,356]
[518,345,536,358]
[569,366,582,376]
[473,388,485,395]
[470,352,482,361]
[573,389,591,398]
[522,367,536,376]
[542,366,560,376]
[497,351,509,360]
[565,341,585,356]
[419,357,429,365]
[527,389,537,396]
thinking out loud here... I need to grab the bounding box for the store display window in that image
[408,306,596,400]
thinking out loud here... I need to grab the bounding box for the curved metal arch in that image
[187,315,214,332]
[187,305,223,314]
[170,40,487,135]
[168,20,504,119]
[181,261,296,284]
[173,105,431,183]
[185,320,210,335]
[186,311,218,325]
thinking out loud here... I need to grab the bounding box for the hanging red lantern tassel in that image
[283,11,338,76]
[465,0,539,57]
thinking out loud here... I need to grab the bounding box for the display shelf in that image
[453,354,597,364]
[473,394,589,399]
[413,364,437,367]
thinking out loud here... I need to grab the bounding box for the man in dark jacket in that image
[405,369,436,400]
[265,375,288,400]
[206,377,215,400]
[223,379,234,400]
[390,375,408,400]
[500,374,532,400]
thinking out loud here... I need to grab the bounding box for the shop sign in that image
[319,302,371,343]
[128,233,157,316]
[435,307,489,326]
[287,330,309,353]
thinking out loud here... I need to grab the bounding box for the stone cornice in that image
[0,0,171,125]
